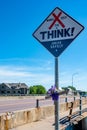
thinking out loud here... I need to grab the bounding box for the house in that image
[0,83,28,95]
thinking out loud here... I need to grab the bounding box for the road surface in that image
[0,96,80,113]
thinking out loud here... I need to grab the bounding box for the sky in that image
[0,0,87,91]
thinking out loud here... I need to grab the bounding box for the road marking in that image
[0,101,35,107]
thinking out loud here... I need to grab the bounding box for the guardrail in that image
[36,96,85,114]
[0,96,87,130]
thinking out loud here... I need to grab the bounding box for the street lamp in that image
[72,73,78,87]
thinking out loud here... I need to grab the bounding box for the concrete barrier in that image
[0,96,45,101]
[0,106,54,130]
[0,98,87,130]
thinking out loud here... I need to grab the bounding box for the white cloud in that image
[0,58,86,91]
[0,58,54,89]
[59,70,87,91]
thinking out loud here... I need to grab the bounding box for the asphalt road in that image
[0,96,80,113]
[0,98,53,113]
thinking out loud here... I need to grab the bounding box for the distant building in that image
[77,90,86,96]
[0,83,28,95]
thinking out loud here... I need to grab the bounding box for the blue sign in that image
[33,7,84,57]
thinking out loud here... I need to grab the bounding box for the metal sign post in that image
[33,7,84,130]
[55,57,59,130]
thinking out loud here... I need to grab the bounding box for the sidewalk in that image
[11,104,87,130]
[12,116,55,130]
[11,109,69,130]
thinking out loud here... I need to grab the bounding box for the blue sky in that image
[0,0,87,91]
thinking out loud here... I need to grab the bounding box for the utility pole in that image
[72,73,78,87]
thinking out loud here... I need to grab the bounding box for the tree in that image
[62,86,76,91]
[29,85,46,94]
[67,86,76,91]
[29,86,37,94]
